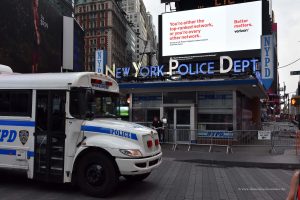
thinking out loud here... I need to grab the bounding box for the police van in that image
[0,65,162,197]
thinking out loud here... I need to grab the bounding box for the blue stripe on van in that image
[81,125,138,141]
[0,120,35,127]
[0,149,16,155]
[27,151,35,158]
[0,149,34,158]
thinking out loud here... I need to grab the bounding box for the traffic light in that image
[291,96,300,107]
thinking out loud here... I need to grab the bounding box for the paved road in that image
[0,157,293,200]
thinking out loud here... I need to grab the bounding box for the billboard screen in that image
[161,1,262,60]
[0,0,63,73]
[73,20,85,72]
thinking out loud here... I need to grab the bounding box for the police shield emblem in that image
[19,130,29,145]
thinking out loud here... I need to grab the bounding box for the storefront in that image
[118,77,266,141]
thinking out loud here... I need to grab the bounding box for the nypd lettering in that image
[0,129,17,142]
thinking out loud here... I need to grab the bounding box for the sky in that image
[143,0,300,97]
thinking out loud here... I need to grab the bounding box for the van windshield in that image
[70,88,119,119]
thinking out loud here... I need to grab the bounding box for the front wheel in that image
[77,152,118,197]
[124,172,151,182]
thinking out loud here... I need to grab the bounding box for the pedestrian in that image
[286,170,300,200]
[152,116,163,142]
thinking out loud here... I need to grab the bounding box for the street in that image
[0,154,292,200]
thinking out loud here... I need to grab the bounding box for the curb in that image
[175,159,300,170]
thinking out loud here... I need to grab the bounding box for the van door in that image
[34,91,66,183]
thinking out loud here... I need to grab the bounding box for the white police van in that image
[0,65,162,197]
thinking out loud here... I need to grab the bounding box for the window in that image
[0,90,32,116]
[70,88,119,119]
[197,91,233,131]
[163,92,196,104]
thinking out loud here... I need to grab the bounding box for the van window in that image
[0,90,32,116]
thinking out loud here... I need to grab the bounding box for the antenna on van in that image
[0,65,13,74]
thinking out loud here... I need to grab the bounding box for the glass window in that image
[70,88,119,119]
[163,92,196,104]
[0,90,32,116]
[132,93,162,108]
[132,108,159,127]
[198,91,232,108]
[197,91,233,131]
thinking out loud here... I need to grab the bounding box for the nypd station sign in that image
[105,56,259,79]
[95,50,107,74]
[261,35,274,90]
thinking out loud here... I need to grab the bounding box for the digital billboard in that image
[160,1,262,63]
[0,0,63,73]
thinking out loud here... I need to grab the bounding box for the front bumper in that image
[115,152,162,175]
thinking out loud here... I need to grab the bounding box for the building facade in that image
[125,24,137,66]
[75,0,128,71]
[121,0,158,66]
[49,0,74,17]
[113,0,273,143]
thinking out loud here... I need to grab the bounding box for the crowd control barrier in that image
[161,129,297,154]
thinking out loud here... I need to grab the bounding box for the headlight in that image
[119,149,143,157]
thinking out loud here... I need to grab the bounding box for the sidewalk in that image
[162,144,300,170]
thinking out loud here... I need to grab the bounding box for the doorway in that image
[163,105,195,142]
[34,90,66,183]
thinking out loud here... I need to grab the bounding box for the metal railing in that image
[161,129,298,154]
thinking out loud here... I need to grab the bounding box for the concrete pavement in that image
[162,144,300,169]
[0,147,296,200]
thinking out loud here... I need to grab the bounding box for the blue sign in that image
[198,131,233,139]
[95,50,107,74]
[261,35,274,90]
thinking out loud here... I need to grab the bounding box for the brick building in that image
[75,0,128,71]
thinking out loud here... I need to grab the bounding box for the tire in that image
[124,172,151,182]
[77,152,118,197]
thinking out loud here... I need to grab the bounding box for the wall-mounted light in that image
[126,94,131,104]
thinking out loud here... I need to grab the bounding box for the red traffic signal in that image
[291,96,300,107]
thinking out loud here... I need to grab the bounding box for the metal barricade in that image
[134,121,298,154]
[173,129,192,151]
[162,128,175,144]
[231,130,297,153]
[232,130,271,146]
[196,130,233,154]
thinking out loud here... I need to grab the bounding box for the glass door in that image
[34,90,66,183]
[163,107,192,142]
[175,108,191,142]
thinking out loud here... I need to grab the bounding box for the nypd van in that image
[0,66,162,197]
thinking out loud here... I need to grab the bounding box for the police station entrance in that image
[163,104,196,142]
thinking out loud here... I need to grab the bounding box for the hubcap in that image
[86,164,105,186]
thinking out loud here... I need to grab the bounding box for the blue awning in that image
[119,79,258,89]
